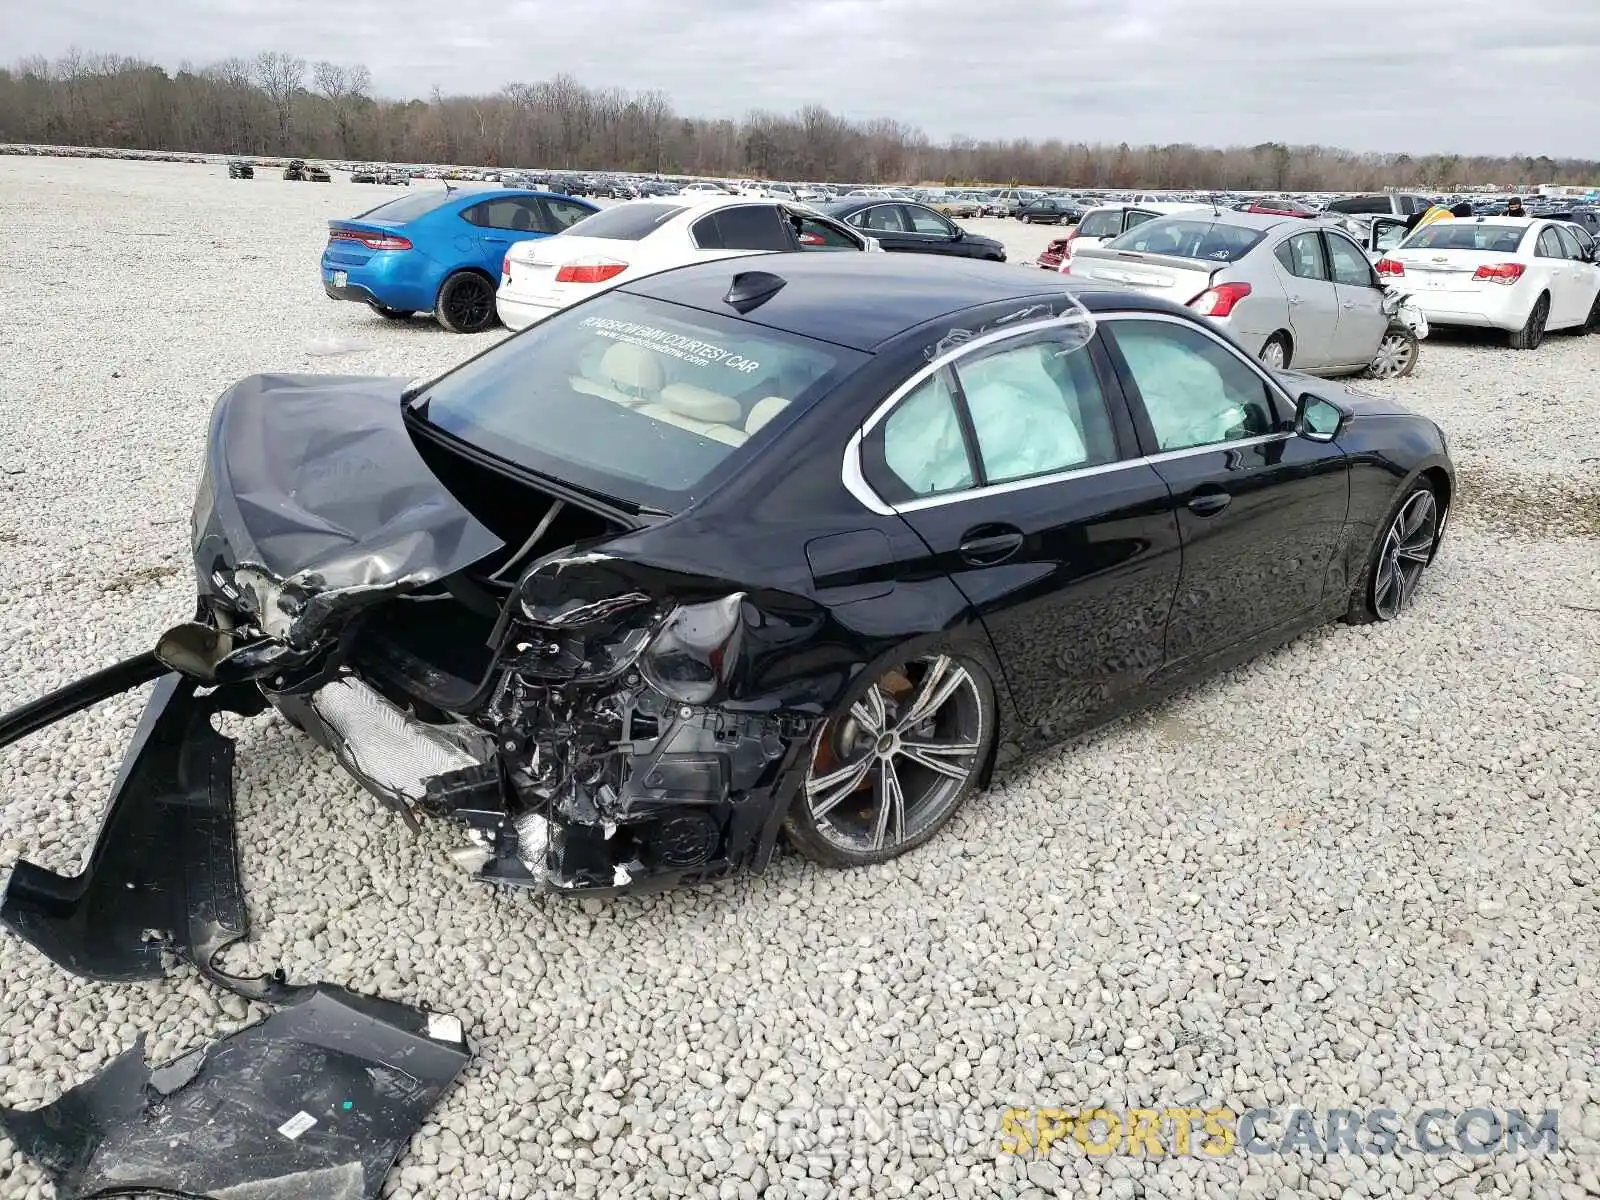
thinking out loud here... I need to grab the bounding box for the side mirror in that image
[950,228,965,241]
[1295,392,1350,443]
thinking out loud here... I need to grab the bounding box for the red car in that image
[1036,234,1074,269]
[1238,197,1318,218]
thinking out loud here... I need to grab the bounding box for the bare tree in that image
[254,50,303,151]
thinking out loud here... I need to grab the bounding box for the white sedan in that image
[496,196,875,330]
[1377,216,1600,349]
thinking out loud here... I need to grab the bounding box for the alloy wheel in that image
[1368,330,1416,379]
[1373,489,1438,620]
[446,277,493,329]
[803,654,984,854]
[1259,338,1287,369]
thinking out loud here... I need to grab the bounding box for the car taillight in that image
[501,253,511,279]
[1375,258,1404,276]
[554,259,628,285]
[1472,262,1526,285]
[1188,282,1252,317]
[329,229,412,251]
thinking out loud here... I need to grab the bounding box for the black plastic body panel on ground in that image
[0,984,470,1200]
[0,667,302,1001]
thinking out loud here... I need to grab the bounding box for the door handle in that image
[1341,300,1358,309]
[1286,294,1304,305]
[484,235,509,244]
[1186,491,1231,517]
[958,527,1024,565]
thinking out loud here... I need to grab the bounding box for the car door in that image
[1269,230,1340,369]
[462,197,553,270]
[1551,224,1600,321]
[1098,314,1349,667]
[899,204,972,255]
[1534,225,1585,325]
[854,328,1182,739]
[1323,230,1388,367]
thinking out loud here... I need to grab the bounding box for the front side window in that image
[1123,210,1159,232]
[1274,232,1329,281]
[876,371,973,498]
[1552,225,1585,260]
[905,206,956,236]
[1076,209,1124,239]
[955,338,1119,483]
[1109,320,1276,453]
[411,292,863,510]
[1325,233,1377,287]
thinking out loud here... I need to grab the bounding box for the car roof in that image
[617,252,1197,352]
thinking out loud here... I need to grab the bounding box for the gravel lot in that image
[1,158,1597,1200]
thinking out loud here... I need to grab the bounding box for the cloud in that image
[4,0,1596,157]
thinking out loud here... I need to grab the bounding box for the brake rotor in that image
[810,667,916,791]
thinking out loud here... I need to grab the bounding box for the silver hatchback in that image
[1067,211,1393,375]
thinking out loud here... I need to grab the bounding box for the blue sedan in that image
[321,187,600,332]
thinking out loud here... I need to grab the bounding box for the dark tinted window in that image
[463,197,546,232]
[691,205,793,251]
[1327,196,1389,216]
[1107,217,1265,263]
[564,203,686,240]
[356,191,456,223]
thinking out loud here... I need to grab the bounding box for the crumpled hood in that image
[193,373,504,640]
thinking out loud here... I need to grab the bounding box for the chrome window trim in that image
[839,310,1298,517]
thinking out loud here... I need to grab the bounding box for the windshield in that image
[1105,217,1266,263]
[411,292,865,511]
[1403,223,1526,253]
[1076,209,1125,239]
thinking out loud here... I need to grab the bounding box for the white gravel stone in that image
[0,159,1597,1200]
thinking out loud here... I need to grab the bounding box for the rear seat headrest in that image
[657,382,742,424]
[599,341,665,395]
[745,396,790,434]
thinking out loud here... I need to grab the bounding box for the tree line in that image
[2,50,1594,191]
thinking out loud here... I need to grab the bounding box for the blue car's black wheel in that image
[435,272,497,334]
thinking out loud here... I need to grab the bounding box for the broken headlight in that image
[639,593,746,705]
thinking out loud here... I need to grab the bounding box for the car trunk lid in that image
[325,219,414,267]
[1064,246,1220,302]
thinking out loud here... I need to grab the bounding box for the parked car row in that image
[1046,205,1600,368]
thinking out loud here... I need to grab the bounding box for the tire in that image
[783,651,996,868]
[1508,293,1549,350]
[1344,479,1441,624]
[1258,332,1292,370]
[1582,292,1600,334]
[1366,327,1418,379]
[368,302,413,321]
[434,272,498,334]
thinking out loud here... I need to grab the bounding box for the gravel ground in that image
[0,159,1597,1200]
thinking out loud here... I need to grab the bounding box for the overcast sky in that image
[7,0,1598,158]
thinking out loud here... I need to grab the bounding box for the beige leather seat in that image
[638,382,750,446]
[745,396,790,434]
[569,341,665,407]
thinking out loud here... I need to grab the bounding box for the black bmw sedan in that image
[820,198,1007,261]
[0,255,1452,980]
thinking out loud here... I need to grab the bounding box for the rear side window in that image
[1535,228,1565,258]
[565,203,686,240]
[1076,209,1124,239]
[356,192,454,223]
[956,338,1119,482]
[463,197,546,232]
[544,198,595,229]
[692,206,793,251]
[1274,232,1329,280]
[875,371,974,498]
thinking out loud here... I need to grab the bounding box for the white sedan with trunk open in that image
[496,196,878,330]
